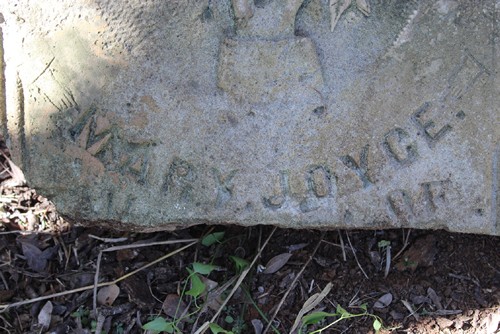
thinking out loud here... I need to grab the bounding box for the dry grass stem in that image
[88,234,129,243]
[401,299,420,321]
[345,232,369,279]
[194,226,277,334]
[321,239,354,252]
[262,232,325,334]
[393,229,411,261]
[338,230,347,262]
[384,245,391,278]
[92,237,198,312]
[0,240,198,312]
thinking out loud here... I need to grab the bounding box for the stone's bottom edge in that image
[63,215,500,236]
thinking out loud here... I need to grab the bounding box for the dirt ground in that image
[0,146,498,334]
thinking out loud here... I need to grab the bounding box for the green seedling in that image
[229,256,249,273]
[202,232,225,246]
[186,262,217,298]
[143,261,218,333]
[71,306,91,328]
[113,322,124,334]
[186,268,206,298]
[300,304,384,334]
[142,316,176,333]
[192,262,217,275]
[209,323,234,334]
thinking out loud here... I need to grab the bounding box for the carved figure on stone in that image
[329,0,371,32]
[218,0,373,105]
[218,0,325,106]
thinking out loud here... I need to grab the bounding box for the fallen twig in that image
[401,300,419,321]
[92,237,198,312]
[194,226,278,334]
[290,281,333,333]
[88,234,129,243]
[321,239,354,253]
[338,231,347,262]
[384,244,391,278]
[393,229,411,261]
[0,239,198,312]
[345,232,369,279]
[262,232,325,334]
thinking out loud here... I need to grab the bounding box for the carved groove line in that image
[0,26,6,138]
[493,145,499,233]
[7,73,28,171]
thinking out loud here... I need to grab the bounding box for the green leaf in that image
[302,311,331,325]
[336,305,349,316]
[360,303,368,312]
[373,319,382,333]
[229,256,249,273]
[378,240,391,248]
[186,270,206,298]
[224,315,234,324]
[209,323,233,334]
[202,232,225,246]
[192,262,217,275]
[142,317,175,333]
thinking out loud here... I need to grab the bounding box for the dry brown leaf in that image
[251,319,263,334]
[427,287,443,310]
[162,294,188,319]
[262,253,292,274]
[374,293,393,309]
[395,234,437,271]
[1,155,26,187]
[290,282,333,333]
[97,284,120,306]
[200,276,219,300]
[401,299,419,321]
[20,241,46,272]
[38,301,53,330]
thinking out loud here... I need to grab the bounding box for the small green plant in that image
[377,240,390,249]
[142,261,217,333]
[299,304,384,334]
[142,316,176,333]
[209,323,234,334]
[113,322,125,334]
[71,306,91,328]
[186,262,217,298]
[202,232,225,246]
[143,231,255,334]
[229,256,249,273]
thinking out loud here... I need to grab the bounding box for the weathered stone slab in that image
[0,0,498,234]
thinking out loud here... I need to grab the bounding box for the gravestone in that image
[0,0,498,234]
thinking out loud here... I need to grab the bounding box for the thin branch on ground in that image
[338,230,347,262]
[262,232,326,334]
[345,232,369,279]
[401,299,420,321]
[194,226,278,334]
[393,229,411,261]
[92,237,199,312]
[384,244,391,278]
[0,239,198,312]
[321,239,354,252]
[88,234,129,243]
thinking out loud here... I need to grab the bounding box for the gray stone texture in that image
[0,0,498,234]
